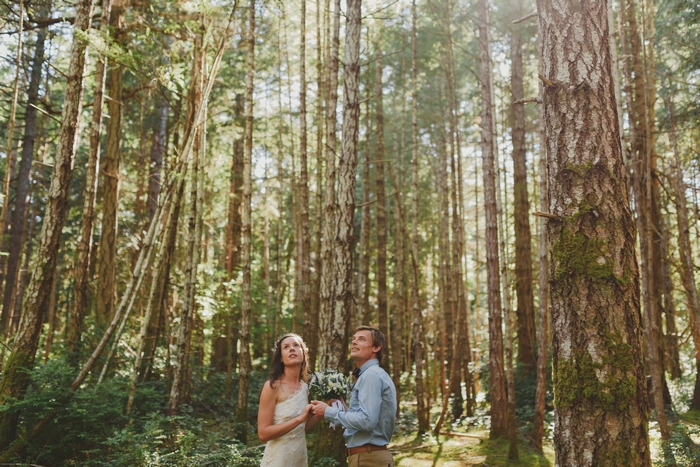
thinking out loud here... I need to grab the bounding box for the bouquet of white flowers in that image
[308,368,351,400]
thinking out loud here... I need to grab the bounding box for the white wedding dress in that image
[260,381,309,467]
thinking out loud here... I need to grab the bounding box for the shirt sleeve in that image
[324,372,382,432]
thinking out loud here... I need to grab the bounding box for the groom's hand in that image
[310,400,328,418]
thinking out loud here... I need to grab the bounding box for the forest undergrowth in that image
[4,357,700,466]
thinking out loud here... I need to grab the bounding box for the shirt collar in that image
[357,358,379,376]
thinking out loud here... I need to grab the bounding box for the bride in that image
[258,333,319,467]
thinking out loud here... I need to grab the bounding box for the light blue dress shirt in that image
[324,359,397,448]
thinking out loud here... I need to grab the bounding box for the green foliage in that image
[659,423,700,466]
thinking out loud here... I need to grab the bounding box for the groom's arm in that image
[323,375,382,432]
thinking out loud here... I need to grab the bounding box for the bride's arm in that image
[258,381,311,443]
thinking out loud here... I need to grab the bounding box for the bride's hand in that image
[300,404,314,421]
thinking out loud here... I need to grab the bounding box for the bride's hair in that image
[268,333,310,388]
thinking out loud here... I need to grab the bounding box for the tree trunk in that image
[148,98,167,225]
[358,67,372,326]
[299,0,313,360]
[0,0,96,449]
[236,0,255,425]
[510,0,537,370]
[317,0,341,369]
[0,0,24,340]
[169,69,206,412]
[668,98,700,410]
[2,0,51,336]
[411,0,429,433]
[496,134,518,460]
[96,0,128,326]
[478,0,508,439]
[531,99,549,451]
[374,42,388,346]
[536,0,653,461]
[66,0,112,359]
[213,95,244,376]
[0,0,25,333]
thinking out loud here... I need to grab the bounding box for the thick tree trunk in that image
[0,0,96,449]
[96,0,128,326]
[317,0,341,369]
[509,1,537,370]
[66,0,111,359]
[478,0,508,439]
[236,0,255,425]
[536,0,653,462]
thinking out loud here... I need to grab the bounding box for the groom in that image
[311,326,397,467]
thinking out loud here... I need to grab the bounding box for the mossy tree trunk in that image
[536,0,652,462]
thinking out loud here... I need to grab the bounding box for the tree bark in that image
[410,0,429,433]
[478,0,508,439]
[536,0,653,461]
[509,0,537,370]
[0,0,96,449]
[668,98,700,409]
[317,0,341,369]
[299,0,313,359]
[374,41,388,346]
[358,65,372,326]
[236,0,255,425]
[531,99,549,451]
[96,0,128,326]
[1,0,51,337]
[148,98,167,225]
[66,0,111,359]
[0,0,24,339]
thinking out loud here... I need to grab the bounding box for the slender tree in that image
[478,0,508,438]
[67,0,112,358]
[411,0,429,433]
[375,38,388,343]
[96,0,129,326]
[236,0,256,424]
[509,0,537,370]
[1,0,52,335]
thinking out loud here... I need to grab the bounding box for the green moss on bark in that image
[554,335,637,413]
[552,228,631,286]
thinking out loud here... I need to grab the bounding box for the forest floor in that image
[391,430,554,466]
